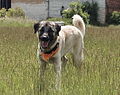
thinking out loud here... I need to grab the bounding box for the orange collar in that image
[40,43,59,61]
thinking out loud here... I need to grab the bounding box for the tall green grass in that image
[0,25,120,95]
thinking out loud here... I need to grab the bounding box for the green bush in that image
[0,8,6,17]
[0,7,25,18]
[82,1,99,25]
[63,1,89,24]
[6,7,25,18]
[6,8,16,17]
[106,11,120,25]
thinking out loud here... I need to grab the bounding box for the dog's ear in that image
[55,24,61,35]
[34,23,40,33]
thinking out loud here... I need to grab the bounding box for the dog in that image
[34,14,85,90]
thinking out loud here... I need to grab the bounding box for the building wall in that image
[49,0,78,17]
[11,0,106,23]
[12,0,43,3]
[12,1,47,20]
[94,0,106,24]
[49,0,106,24]
[106,0,120,13]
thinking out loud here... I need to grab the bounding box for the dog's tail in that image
[72,14,85,37]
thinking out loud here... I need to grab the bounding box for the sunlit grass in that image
[0,18,34,27]
[0,25,120,95]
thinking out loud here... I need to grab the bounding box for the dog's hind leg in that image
[73,39,84,68]
[61,56,68,70]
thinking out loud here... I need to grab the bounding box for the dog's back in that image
[59,24,84,56]
[59,14,85,41]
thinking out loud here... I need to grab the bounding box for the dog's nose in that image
[40,35,49,41]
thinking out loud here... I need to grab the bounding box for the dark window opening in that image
[0,0,11,9]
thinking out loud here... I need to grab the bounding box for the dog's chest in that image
[39,48,59,64]
[47,57,57,64]
[41,55,57,64]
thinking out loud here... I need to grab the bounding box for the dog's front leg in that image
[54,57,62,90]
[39,60,47,92]
[40,61,47,79]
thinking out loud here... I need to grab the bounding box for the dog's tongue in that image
[41,41,49,48]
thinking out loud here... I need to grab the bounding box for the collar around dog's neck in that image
[40,37,60,61]
[41,43,59,54]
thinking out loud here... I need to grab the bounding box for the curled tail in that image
[72,14,85,37]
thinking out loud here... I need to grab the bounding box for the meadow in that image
[0,21,120,95]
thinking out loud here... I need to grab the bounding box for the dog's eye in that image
[50,27,55,32]
[40,27,44,32]
[49,30,55,34]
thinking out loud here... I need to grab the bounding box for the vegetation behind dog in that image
[0,7,25,18]
[0,23,120,95]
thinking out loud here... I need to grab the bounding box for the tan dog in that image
[34,14,85,90]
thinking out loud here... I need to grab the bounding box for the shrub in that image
[62,1,89,24]
[0,8,6,17]
[82,1,99,25]
[0,7,25,18]
[106,11,120,25]
[6,7,25,18]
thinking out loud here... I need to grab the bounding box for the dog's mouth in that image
[41,40,50,49]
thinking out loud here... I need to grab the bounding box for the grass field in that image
[0,24,120,95]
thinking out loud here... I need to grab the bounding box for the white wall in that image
[50,0,106,23]
[49,0,78,17]
[12,2,47,20]
[95,0,106,24]
[12,0,106,23]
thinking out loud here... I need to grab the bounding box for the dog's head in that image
[34,21,61,49]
